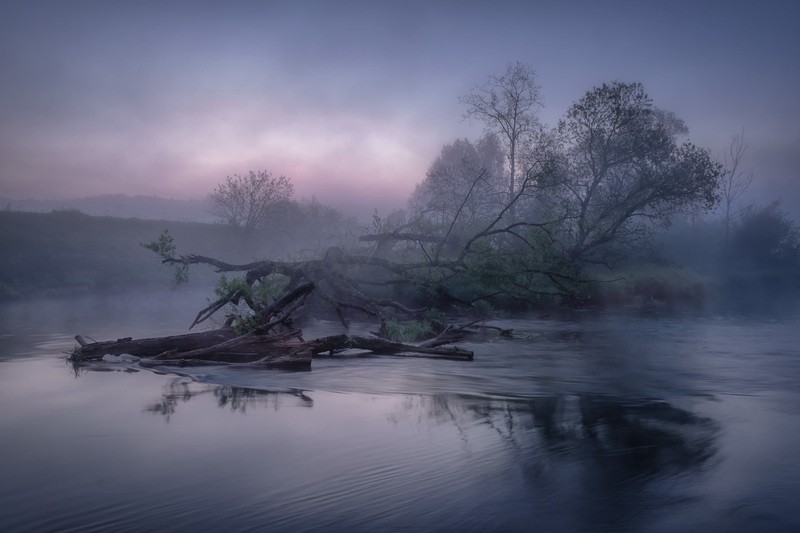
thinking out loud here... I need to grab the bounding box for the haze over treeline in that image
[1,1,798,219]
[0,194,215,222]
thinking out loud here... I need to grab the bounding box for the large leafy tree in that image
[554,82,722,264]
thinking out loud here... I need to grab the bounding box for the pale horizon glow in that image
[1,1,798,218]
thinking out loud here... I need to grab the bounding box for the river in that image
[1,291,799,532]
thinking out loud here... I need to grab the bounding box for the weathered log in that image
[74,327,237,359]
[152,329,302,360]
[75,329,311,369]
[139,348,312,369]
[145,332,472,363]
[73,328,473,368]
[256,282,315,325]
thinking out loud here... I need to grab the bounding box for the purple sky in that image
[1,0,798,218]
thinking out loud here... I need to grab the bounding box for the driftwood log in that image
[74,328,237,358]
[72,329,473,370]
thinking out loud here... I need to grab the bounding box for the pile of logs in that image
[69,246,510,370]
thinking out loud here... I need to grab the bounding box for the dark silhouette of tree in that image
[554,82,722,264]
[210,170,294,235]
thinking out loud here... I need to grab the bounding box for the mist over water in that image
[1,293,799,531]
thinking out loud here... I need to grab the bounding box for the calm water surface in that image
[1,292,799,532]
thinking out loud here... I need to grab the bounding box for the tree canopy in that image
[550,82,722,264]
[210,171,294,235]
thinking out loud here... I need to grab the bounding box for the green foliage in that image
[384,318,435,343]
[423,307,446,321]
[232,314,262,335]
[213,273,290,334]
[213,274,249,300]
[452,226,581,308]
[142,230,189,287]
[586,264,708,308]
[214,272,289,304]
[386,307,447,342]
[142,229,177,258]
[382,308,446,342]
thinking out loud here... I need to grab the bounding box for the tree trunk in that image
[74,328,237,358]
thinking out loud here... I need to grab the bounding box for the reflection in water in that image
[67,358,140,378]
[142,376,717,530]
[146,378,314,420]
[394,393,715,465]
[390,393,718,531]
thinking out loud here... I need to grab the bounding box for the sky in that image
[1,0,798,218]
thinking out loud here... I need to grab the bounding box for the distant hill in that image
[0,194,216,222]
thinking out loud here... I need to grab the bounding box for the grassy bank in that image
[582,264,710,309]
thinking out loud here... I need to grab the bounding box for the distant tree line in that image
[654,127,800,296]
[209,170,362,254]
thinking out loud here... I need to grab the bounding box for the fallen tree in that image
[70,239,481,369]
[69,156,577,370]
[72,329,474,369]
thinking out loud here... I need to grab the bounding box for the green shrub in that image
[212,273,291,333]
[384,318,435,343]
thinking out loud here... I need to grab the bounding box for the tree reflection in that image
[145,377,313,421]
[67,358,140,378]
[392,393,718,531]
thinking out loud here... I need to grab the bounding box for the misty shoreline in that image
[2,208,796,315]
